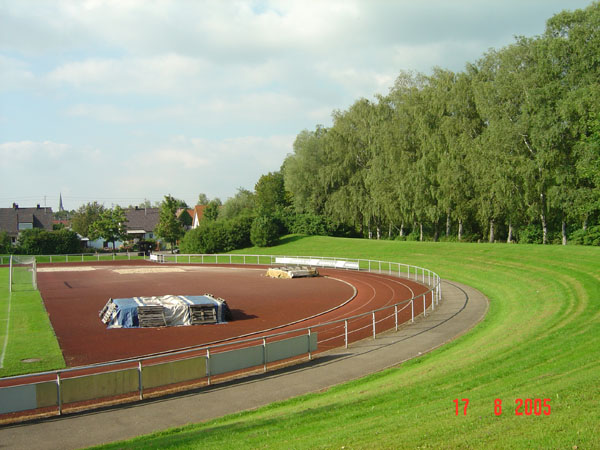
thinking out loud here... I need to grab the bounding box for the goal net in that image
[9,256,37,292]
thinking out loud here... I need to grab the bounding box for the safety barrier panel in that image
[0,253,440,421]
[0,331,319,417]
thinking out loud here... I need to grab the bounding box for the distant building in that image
[0,204,54,245]
[191,205,207,229]
[84,207,161,250]
[124,207,160,241]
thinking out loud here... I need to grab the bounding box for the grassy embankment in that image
[89,235,599,449]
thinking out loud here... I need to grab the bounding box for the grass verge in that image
[91,236,599,449]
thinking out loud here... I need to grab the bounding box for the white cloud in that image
[153,148,209,170]
[109,134,295,203]
[0,140,69,165]
[0,56,36,91]
[47,54,211,95]
[143,134,294,170]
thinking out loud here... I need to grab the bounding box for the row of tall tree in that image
[283,3,600,244]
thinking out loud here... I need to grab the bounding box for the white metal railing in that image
[0,253,441,419]
[0,252,145,266]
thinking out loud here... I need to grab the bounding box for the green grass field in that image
[0,268,65,377]
[89,236,599,449]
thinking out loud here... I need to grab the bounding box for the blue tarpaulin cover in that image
[100,294,230,328]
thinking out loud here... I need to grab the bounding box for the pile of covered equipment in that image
[100,294,232,328]
[266,266,319,279]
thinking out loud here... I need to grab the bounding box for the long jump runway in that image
[35,260,430,366]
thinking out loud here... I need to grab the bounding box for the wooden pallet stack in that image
[137,305,167,327]
[189,305,217,324]
[99,301,117,324]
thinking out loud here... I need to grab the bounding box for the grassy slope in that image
[0,268,65,377]
[93,236,600,449]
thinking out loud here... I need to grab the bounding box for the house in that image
[191,205,207,229]
[0,204,54,245]
[84,207,160,250]
[124,207,160,242]
[176,208,195,231]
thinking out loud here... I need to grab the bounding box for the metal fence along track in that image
[0,253,441,422]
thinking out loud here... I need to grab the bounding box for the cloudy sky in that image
[0,0,593,210]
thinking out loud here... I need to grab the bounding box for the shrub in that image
[0,231,12,253]
[223,215,253,250]
[180,221,226,254]
[287,213,328,235]
[516,224,543,244]
[17,228,82,255]
[250,215,280,247]
[570,226,600,246]
[405,231,420,241]
[180,216,253,254]
[52,229,82,254]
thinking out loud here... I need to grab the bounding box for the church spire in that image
[59,193,64,212]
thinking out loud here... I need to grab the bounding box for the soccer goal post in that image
[9,255,37,293]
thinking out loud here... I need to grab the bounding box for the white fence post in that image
[372,312,376,339]
[206,348,211,386]
[8,255,12,293]
[56,372,62,415]
[263,338,267,373]
[138,360,143,400]
[344,320,348,348]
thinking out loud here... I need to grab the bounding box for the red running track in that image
[33,260,430,367]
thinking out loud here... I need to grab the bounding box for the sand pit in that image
[113,267,186,274]
[38,267,96,272]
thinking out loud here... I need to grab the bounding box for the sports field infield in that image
[91,236,599,449]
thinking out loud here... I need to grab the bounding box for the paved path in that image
[0,279,488,449]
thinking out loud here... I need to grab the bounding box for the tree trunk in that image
[433,221,439,242]
[400,222,405,237]
[583,220,587,231]
[540,213,548,244]
[376,226,381,240]
[368,228,373,239]
[419,223,423,242]
[540,192,548,244]
[507,222,513,244]
[446,213,451,237]
[388,223,392,239]
[489,219,495,243]
[458,219,463,242]
[562,221,567,246]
